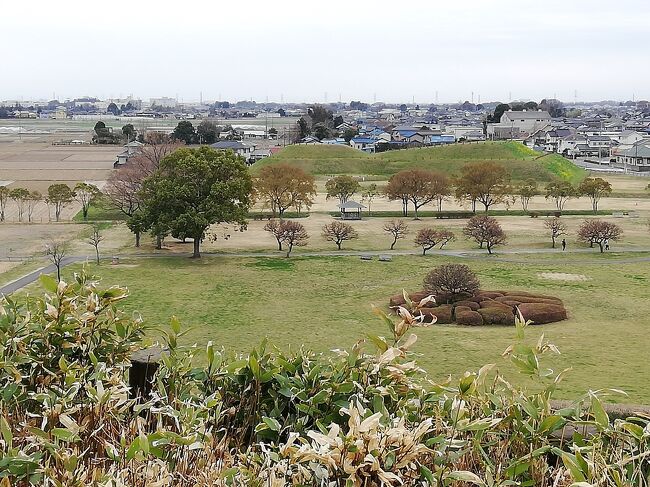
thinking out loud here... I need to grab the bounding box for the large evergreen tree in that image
[140,146,252,257]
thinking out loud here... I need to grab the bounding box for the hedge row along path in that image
[4,247,650,296]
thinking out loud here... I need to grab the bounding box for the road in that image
[3,247,650,296]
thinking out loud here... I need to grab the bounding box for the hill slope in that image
[252,141,585,183]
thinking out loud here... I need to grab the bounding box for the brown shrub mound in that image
[518,303,567,325]
[417,305,453,324]
[476,291,504,300]
[388,289,566,326]
[389,291,436,308]
[456,310,484,326]
[501,291,561,300]
[454,306,472,316]
[480,300,513,311]
[478,307,515,325]
[499,296,563,306]
[453,300,480,311]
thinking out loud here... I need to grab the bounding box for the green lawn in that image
[252,141,586,184]
[49,254,650,403]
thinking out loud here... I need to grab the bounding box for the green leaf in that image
[249,355,261,380]
[39,274,58,293]
[419,464,435,483]
[262,416,281,432]
[0,416,12,449]
[561,453,587,482]
[590,394,609,429]
[447,471,486,486]
[366,334,388,353]
[51,428,76,442]
[538,415,566,435]
[170,315,181,334]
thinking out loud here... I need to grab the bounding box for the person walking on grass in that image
[561,238,566,251]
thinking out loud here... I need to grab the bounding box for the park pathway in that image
[3,246,650,296]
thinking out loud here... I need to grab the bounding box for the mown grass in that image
[253,141,586,183]
[51,254,650,403]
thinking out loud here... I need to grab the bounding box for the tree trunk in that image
[156,235,162,250]
[95,248,100,264]
[277,239,283,251]
[286,244,292,258]
[192,238,201,258]
[336,242,341,250]
[135,231,141,247]
[598,242,604,253]
[390,237,397,250]
[487,244,492,254]
[471,199,476,213]
[56,265,61,282]
[551,237,556,248]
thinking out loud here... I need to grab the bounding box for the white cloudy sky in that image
[3,0,649,103]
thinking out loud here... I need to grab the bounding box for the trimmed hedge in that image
[453,300,480,311]
[388,289,567,327]
[478,307,515,325]
[518,303,568,325]
[418,305,453,324]
[456,310,484,326]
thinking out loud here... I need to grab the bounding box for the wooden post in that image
[129,346,164,400]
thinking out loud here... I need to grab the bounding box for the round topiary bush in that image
[423,264,480,297]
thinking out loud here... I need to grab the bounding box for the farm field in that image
[41,254,650,403]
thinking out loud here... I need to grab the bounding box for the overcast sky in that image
[3,0,649,104]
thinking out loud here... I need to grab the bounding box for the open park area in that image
[2,140,650,404]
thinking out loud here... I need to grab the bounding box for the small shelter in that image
[338,200,366,220]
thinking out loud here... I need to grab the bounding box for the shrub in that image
[478,307,515,325]
[518,303,568,324]
[501,295,563,305]
[476,291,504,299]
[455,310,484,326]
[418,305,453,324]
[480,300,512,311]
[453,305,472,316]
[453,300,480,311]
[423,263,480,296]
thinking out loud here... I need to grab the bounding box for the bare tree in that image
[87,224,104,264]
[463,215,506,254]
[322,221,358,250]
[455,162,510,213]
[45,240,67,282]
[423,264,480,296]
[414,228,455,255]
[544,217,567,248]
[279,221,309,257]
[577,219,622,253]
[264,219,285,251]
[104,133,180,246]
[383,219,408,250]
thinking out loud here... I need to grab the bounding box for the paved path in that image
[4,247,650,296]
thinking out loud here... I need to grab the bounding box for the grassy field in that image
[252,141,587,183]
[44,254,650,403]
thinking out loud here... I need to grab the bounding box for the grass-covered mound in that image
[253,141,586,183]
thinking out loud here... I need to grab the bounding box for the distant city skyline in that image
[3,0,649,103]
